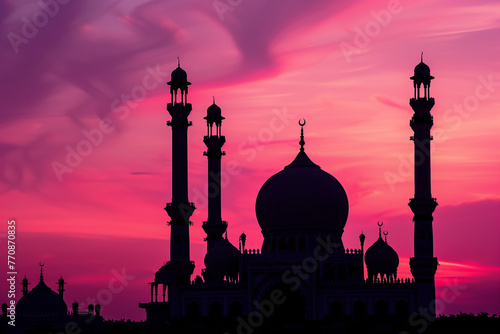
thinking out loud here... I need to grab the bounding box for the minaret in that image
[239,232,247,253]
[140,61,196,322]
[164,59,195,282]
[202,98,227,251]
[359,232,365,280]
[21,276,29,296]
[408,54,438,317]
[58,277,65,297]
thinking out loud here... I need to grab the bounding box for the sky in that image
[1,0,499,322]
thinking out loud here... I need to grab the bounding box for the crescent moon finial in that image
[298,119,306,152]
[377,221,383,238]
[39,262,44,281]
[383,230,388,236]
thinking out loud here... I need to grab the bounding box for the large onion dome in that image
[255,120,349,254]
[255,150,348,233]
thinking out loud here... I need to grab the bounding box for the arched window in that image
[209,301,223,320]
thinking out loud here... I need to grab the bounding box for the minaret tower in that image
[58,277,65,297]
[202,98,227,251]
[163,59,195,284]
[140,61,196,322]
[408,54,438,317]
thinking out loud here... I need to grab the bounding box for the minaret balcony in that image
[409,257,438,279]
[165,202,196,224]
[408,197,438,218]
[409,97,435,114]
[167,102,192,110]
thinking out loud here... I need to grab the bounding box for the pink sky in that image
[1,0,499,321]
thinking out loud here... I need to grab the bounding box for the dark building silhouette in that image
[138,58,440,332]
[2,264,103,334]
[409,55,439,318]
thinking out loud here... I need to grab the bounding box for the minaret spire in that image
[239,232,247,253]
[202,99,227,251]
[58,276,65,297]
[298,118,306,152]
[408,56,438,318]
[359,232,366,280]
[21,276,29,295]
[159,61,195,286]
[39,262,44,281]
[377,221,383,238]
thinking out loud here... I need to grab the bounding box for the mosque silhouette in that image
[136,56,439,333]
[2,264,104,333]
[2,58,448,334]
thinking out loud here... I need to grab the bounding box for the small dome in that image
[410,57,434,81]
[365,237,399,272]
[171,66,187,81]
[167,63,191,87]
[256,151,348,234]
[16,279,68,316]
[414,61,430,75]
[204,239,240,270]
[207,102,222,116]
